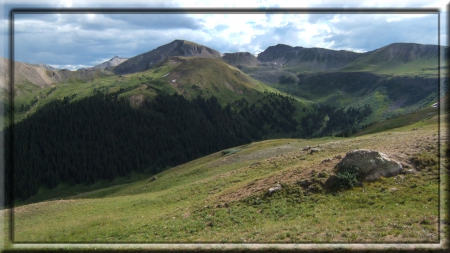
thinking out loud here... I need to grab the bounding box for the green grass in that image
[340,50,442,78]
[355,105,439,136]
[3,54,446,247]
[7,57,311,128]
[6,113,444,245]
[8,61,186,125]
[14,171,155,207]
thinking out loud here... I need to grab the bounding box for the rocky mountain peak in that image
[113,40,221,75]
[93,56,128,70]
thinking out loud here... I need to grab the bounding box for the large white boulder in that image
[336,149,403,181]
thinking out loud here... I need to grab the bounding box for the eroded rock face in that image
[336,149,403,181]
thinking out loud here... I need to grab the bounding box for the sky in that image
[0,0,448,70]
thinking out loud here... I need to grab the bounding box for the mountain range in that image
[3,39,446,87]
[2,39,446,245]
[3,39,445,126]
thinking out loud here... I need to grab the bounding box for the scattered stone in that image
[250,162,261,167]
[268,182,282,195]
[298,179,311,187]
[335,149,403,181]
[401,163,410,168]
[389,187,398,192]
[302,146,311,151]
[321,158,332,163]
[220,203,229,208]
[307,183,323,193]
[149,176,158,182]
[402,169,416,174]
[309,148,320,154]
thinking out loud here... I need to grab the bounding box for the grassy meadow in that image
[2,111,445,246]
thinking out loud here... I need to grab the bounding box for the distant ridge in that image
[256,44,362,71]
[222,52,259,67]
[340,43,446,72]
[4,41,447,91]
[31,63,60,71]
[93,56,128,70]
[254,42,447,73]
[114,40,221,75]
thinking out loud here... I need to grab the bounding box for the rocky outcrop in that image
[335,149,403,181]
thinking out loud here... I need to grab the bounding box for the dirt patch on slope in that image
[129,94,145,107]
[213,121,444,204]
[216,156,341,203]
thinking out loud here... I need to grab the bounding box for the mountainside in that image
[256,44,362,72]
[243,42,447,121]
[30,63,59,71]
[5,40,446,128]
[3,40,447,246]
[113,40,222,75]
[222,52,259,67]
[341,43,446,75]
[2,39,447,247]
[5,53,382,201]
[93,56,128,70]
[0,57,114,97]
[5,90,314,200]
[8,112,444,243]
[282,71,440,121]
[7,52,310,125]
[155,56,277,103]
[0,57,56,90]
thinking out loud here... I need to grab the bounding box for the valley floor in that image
[1,114,447,250]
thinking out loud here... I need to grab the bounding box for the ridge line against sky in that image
[0,0,448,70]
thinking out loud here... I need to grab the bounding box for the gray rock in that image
[309,148,320,154]
[402,168,416,174]
[298,179,311,187]
[268,183,282,195]
[336,149,403,181]
[321,158,332,163]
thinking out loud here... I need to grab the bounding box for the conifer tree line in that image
[3,91,298,201]
[3,89,372,202]
[295,104,372,138]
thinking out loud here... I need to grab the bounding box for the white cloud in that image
[58,0,73,7]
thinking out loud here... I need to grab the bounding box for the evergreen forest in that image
[3,91,372,202]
